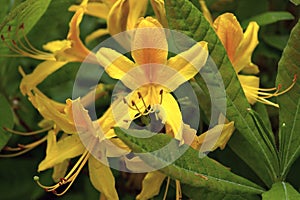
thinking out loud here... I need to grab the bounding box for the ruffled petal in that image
[213,13,243,69]
[88,155,119,199]
[136,171,166,199]
[238,75,260,105]
[38,133,85,171]
[233,21,259,72]
[19,61,67,95]
[131,17,168,65]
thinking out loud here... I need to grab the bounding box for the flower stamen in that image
[34,150,90,196]
[0,23,55,60]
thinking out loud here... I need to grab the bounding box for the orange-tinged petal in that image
[85,28,109,44]
[19,61,67,95]
[107,0,129,35]
[132,17,168,65]
[233,21,259,73]
[150,0,168,28]
[213,13,243,68]
[238,75,260,105]
[127,0,148,30]
[69,2,111,19]
[42,40,71,53]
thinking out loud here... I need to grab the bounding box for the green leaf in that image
[290,0,300,6]
[262,182,300,200]
[165,0,279,186]
[115,127,265,195]
[276,19,300,178]
[0,0,11,23]
[253,103,272,132]
[263,34,290,51]
[0,0,52,47]
[241,12,295,28]
[0,94,14,150]
[181,183,261,200]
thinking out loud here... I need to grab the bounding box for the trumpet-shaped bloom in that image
[96,17,208,142]
[1,0,95,63]
[35,99,129,198]
[70,0,166,43]
[213,13,296,107]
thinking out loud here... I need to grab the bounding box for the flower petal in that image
[166,41,208,90]
[127,0,148,30]
[96,47,135,80]
[192,121,235,152]
[136,171,166,199]
[213,13,243,69]
[38,133,85,171]
[107,0,129,35]
[52,159,69,182]
[161,92,183,143]
[150,0,168,28]
[85,28,109,44]
[233,21,259,72]
[19,61,67,95]
[69,2,111,19]
[241,62,260,75]
[238,75,260,105]
[131,17,168,65]
[88,155,119,199]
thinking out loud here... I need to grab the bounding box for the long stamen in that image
[34,150,91,196]
[0,24,54,60]
[163,177,170,200]
[0,136,47,157]
[159,89,163,105]
[3,126,52,136]
[137,92,148,111]
[175,180,182,200]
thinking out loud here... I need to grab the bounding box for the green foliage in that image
[165,0,279,186]
[276,19,300,179]
[262,182,300,200]
[115,127,265,195]
[0,94,14,150]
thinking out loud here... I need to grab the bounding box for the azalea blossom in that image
[213,13,296,107]
[69,0,166,43]
[1,0,96,63]
[96,17,208,142]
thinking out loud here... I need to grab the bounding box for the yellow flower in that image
[70,0,166,43]
[1,0,96,63]
[96,17,208,142]
[35,99,129,198]
[213,13,296,107]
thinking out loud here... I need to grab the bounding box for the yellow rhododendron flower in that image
[96,17,208,142]
[70,0,166,43]
[35,99,128,198]
[1,0,95,63]
[213,13,296,107]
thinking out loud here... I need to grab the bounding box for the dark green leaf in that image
[290,0,300,6]
[262,182,300,200]
[165,0,279,186]
[276,19,300,178]
[0,94,14,150]
[241,12,294,28]
[263,34,290,51]
[115,127,265,195]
